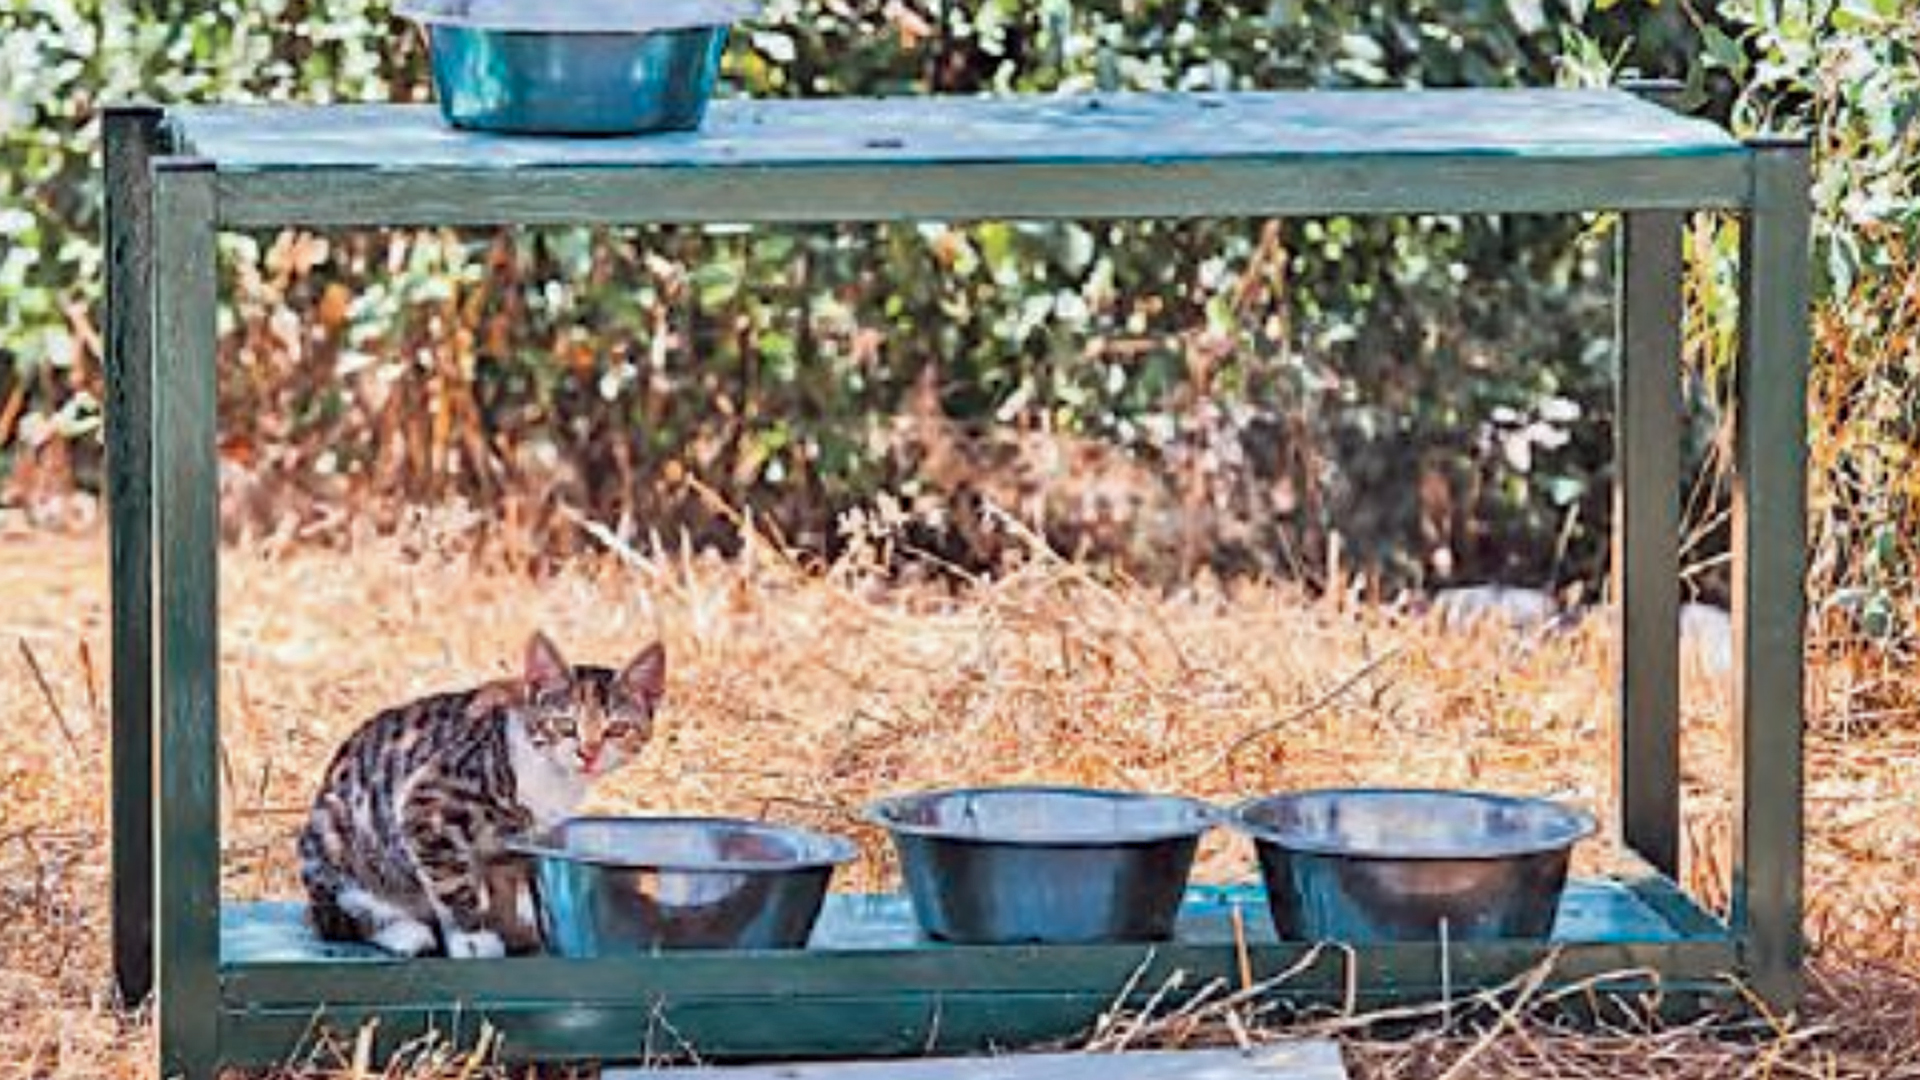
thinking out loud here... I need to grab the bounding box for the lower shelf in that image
[216,877,1737,1066]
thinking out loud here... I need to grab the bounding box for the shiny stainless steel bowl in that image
[510,816,856,954]
[396,0,755,135]
[1231,788,1596,943]
[865,786,1220,945]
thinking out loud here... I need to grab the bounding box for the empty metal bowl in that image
[1231,788,1595,943]
[396,0,756,135]
[510,816,856,954]
[865,785,1220,944]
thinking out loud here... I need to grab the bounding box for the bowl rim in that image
[862,783,1222,846]
[395,0,758,34]
[506,814,859,872]
[1227,786,1597,861]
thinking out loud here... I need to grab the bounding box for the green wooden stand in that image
[103,88,1809,1079]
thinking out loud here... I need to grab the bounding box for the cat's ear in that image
[617,642,667,711]
[524,632,571,694]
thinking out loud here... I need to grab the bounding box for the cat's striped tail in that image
[297,815,359,941]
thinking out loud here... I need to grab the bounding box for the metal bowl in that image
[865,785,1220,944]
[396,0,756,135]
[510,816,856,954]
[1231,788,1596,943]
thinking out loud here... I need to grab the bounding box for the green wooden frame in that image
[103,89,1809,1078]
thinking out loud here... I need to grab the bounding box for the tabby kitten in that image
[298,632,666,958]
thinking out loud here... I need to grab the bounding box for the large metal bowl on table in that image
[1231,788,1595,943]
[510,816,856,954]
[395,0,756,135]
[865,785,1220,944]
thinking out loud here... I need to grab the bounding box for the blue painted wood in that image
[614,1045,1350,1080]
[1732,139,1811,1011]
[151,159,222,1080]
[219,879,1708,967]
[170,91,1740,172]
[165,91,1754,226]
[1615,209,1684,880]
[209,878,1737,1064]
[108,86,1801,1070]
[211,879,1734,1064]
[104,102,163,1009]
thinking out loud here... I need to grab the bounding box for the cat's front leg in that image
[444,927,506,959]
[484,855,545,955]
[403,796,504,959]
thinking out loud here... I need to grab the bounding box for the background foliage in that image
[1,1,1914,621]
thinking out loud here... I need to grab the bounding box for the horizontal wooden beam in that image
[217,945,1737,1066]
[617,1045,1351,1080]
[208,155,1751,228]
[223,935,1735,1007]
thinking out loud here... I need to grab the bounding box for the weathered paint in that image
[161,91,1754,226]
[103,89,1806,1074]
[104,102,163,1009]
[151,158,222,1080]
[1731,139,1811,1010]
[207,879,1735,1064]
[220,878,1721,966]
[1614,209,1684,879]
[172,91,1745,170]
[611,1045,1350,1080]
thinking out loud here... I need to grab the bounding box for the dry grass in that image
[4,515,1920,1078]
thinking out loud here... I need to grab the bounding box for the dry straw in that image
[3,510,1919,1077]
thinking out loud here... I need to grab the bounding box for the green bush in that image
[9,0,1906,610]
[1697,0,1920,647]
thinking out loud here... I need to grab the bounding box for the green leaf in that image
[689,261,743,307]
[1700,24,1748,76]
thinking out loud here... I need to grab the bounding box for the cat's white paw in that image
[444,930,506,959]
[370,918,437,957]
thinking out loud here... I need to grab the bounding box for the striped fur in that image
[298,633,665,957]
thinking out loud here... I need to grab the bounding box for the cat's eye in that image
[605,720,635,738]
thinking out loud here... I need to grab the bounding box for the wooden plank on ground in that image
[610,1044,1348,1079]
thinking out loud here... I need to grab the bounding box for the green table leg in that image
[1732,137,1810,1013]
[1614,208,1684,881]
[151,157,223,1079]
[105,102,164,1009]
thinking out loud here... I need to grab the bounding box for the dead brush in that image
[3,507,1920,1076]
